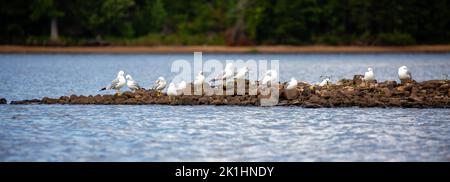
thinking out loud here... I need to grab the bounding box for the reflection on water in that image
[0,53,449,161]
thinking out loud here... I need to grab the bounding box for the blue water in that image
[0,53,449,161]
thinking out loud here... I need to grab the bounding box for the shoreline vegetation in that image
[2,1,450,48]
[1,45,450,54]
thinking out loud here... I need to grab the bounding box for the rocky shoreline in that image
[8,76,450,108]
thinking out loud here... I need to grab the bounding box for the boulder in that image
[353,75,364,85]
[284,88,299,100]
[0,98,6,104]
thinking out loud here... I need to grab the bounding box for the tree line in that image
[1,0,449,46]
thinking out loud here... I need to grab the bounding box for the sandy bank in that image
[1,45,450,54]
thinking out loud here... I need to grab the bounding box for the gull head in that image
[118,70,125,77]
[125,74,132,80]
[158,76,165,81]
[368,67,373,72]
[198,71,204,76]
[399,66,408,71]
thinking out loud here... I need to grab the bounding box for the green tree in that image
[30,0,64,42]
[77,0,135,40]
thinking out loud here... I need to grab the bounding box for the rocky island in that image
[7,76,450,108]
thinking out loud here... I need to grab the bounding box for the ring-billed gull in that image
[152,77,166,96]
[398,65,412,81]
[210,63,235,87]
[261,70,278,86]
[194,71,205,86]
[363,67,375,82]
[319,78,331,87]
[234,66,249,80]
[126,74,141,92]
[286,77,298,90]
[100,70,126,94]
[177,80,187,95]
[167,82,178,95]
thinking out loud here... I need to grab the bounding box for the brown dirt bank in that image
[9,77,450,108]
[1,45,450,54]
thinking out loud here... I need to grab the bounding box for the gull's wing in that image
[156,81,166,91]
[132,81,141,90]
[108,77,120,89]
[152,80,160,89]
[211,72,225,81]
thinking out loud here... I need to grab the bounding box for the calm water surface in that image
[0,53,449,161]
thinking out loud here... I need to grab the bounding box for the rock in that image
[337,79,353,86]
[396,86,405,92]
[380,80,397,89]
[320,90,332,99]
[353,75,364,85]
[388,98,401,107]
[381,87,392,97]
[122,91,135,98]
[439,84,449,90]
[41,97,58,104]
[343,86,355,95]
[302,102,323,108]
[284,88,299,100]
[7,77,450,108]
[10,99,41,105]
[0,98,6,104]
[421,80,442,89]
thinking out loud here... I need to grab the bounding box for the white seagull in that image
[286,77,298,90]
[194,71,205,86]
[319,78,331,87]
[234,66,249,80]
[167,83,178,96]
[261,70,278,86]
[152,77,166,91]
[211,63,235,82]
[177,80,187,94]
[363,67,375,82]
[152,76,166,96]
[398,65,412,81]
[126,74,141,92]
[100,70,126,94]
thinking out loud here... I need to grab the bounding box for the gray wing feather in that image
[407,71,412,79]
[108,78,120,89]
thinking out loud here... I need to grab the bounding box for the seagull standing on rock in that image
[234,66,249,80]
[167,83,178,99]
[363,67,375,82]
[152,77,166,96]
[100,70,126,95]
[261,70,278,86]
[398,65,412,82]
[286,77,298,90]
[126,74,141,92]
[194,71,205,86]
[319,78,331,87]
[210,63,235,87]
[176,80,187,95]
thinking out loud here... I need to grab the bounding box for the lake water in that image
[0,53,449,161]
